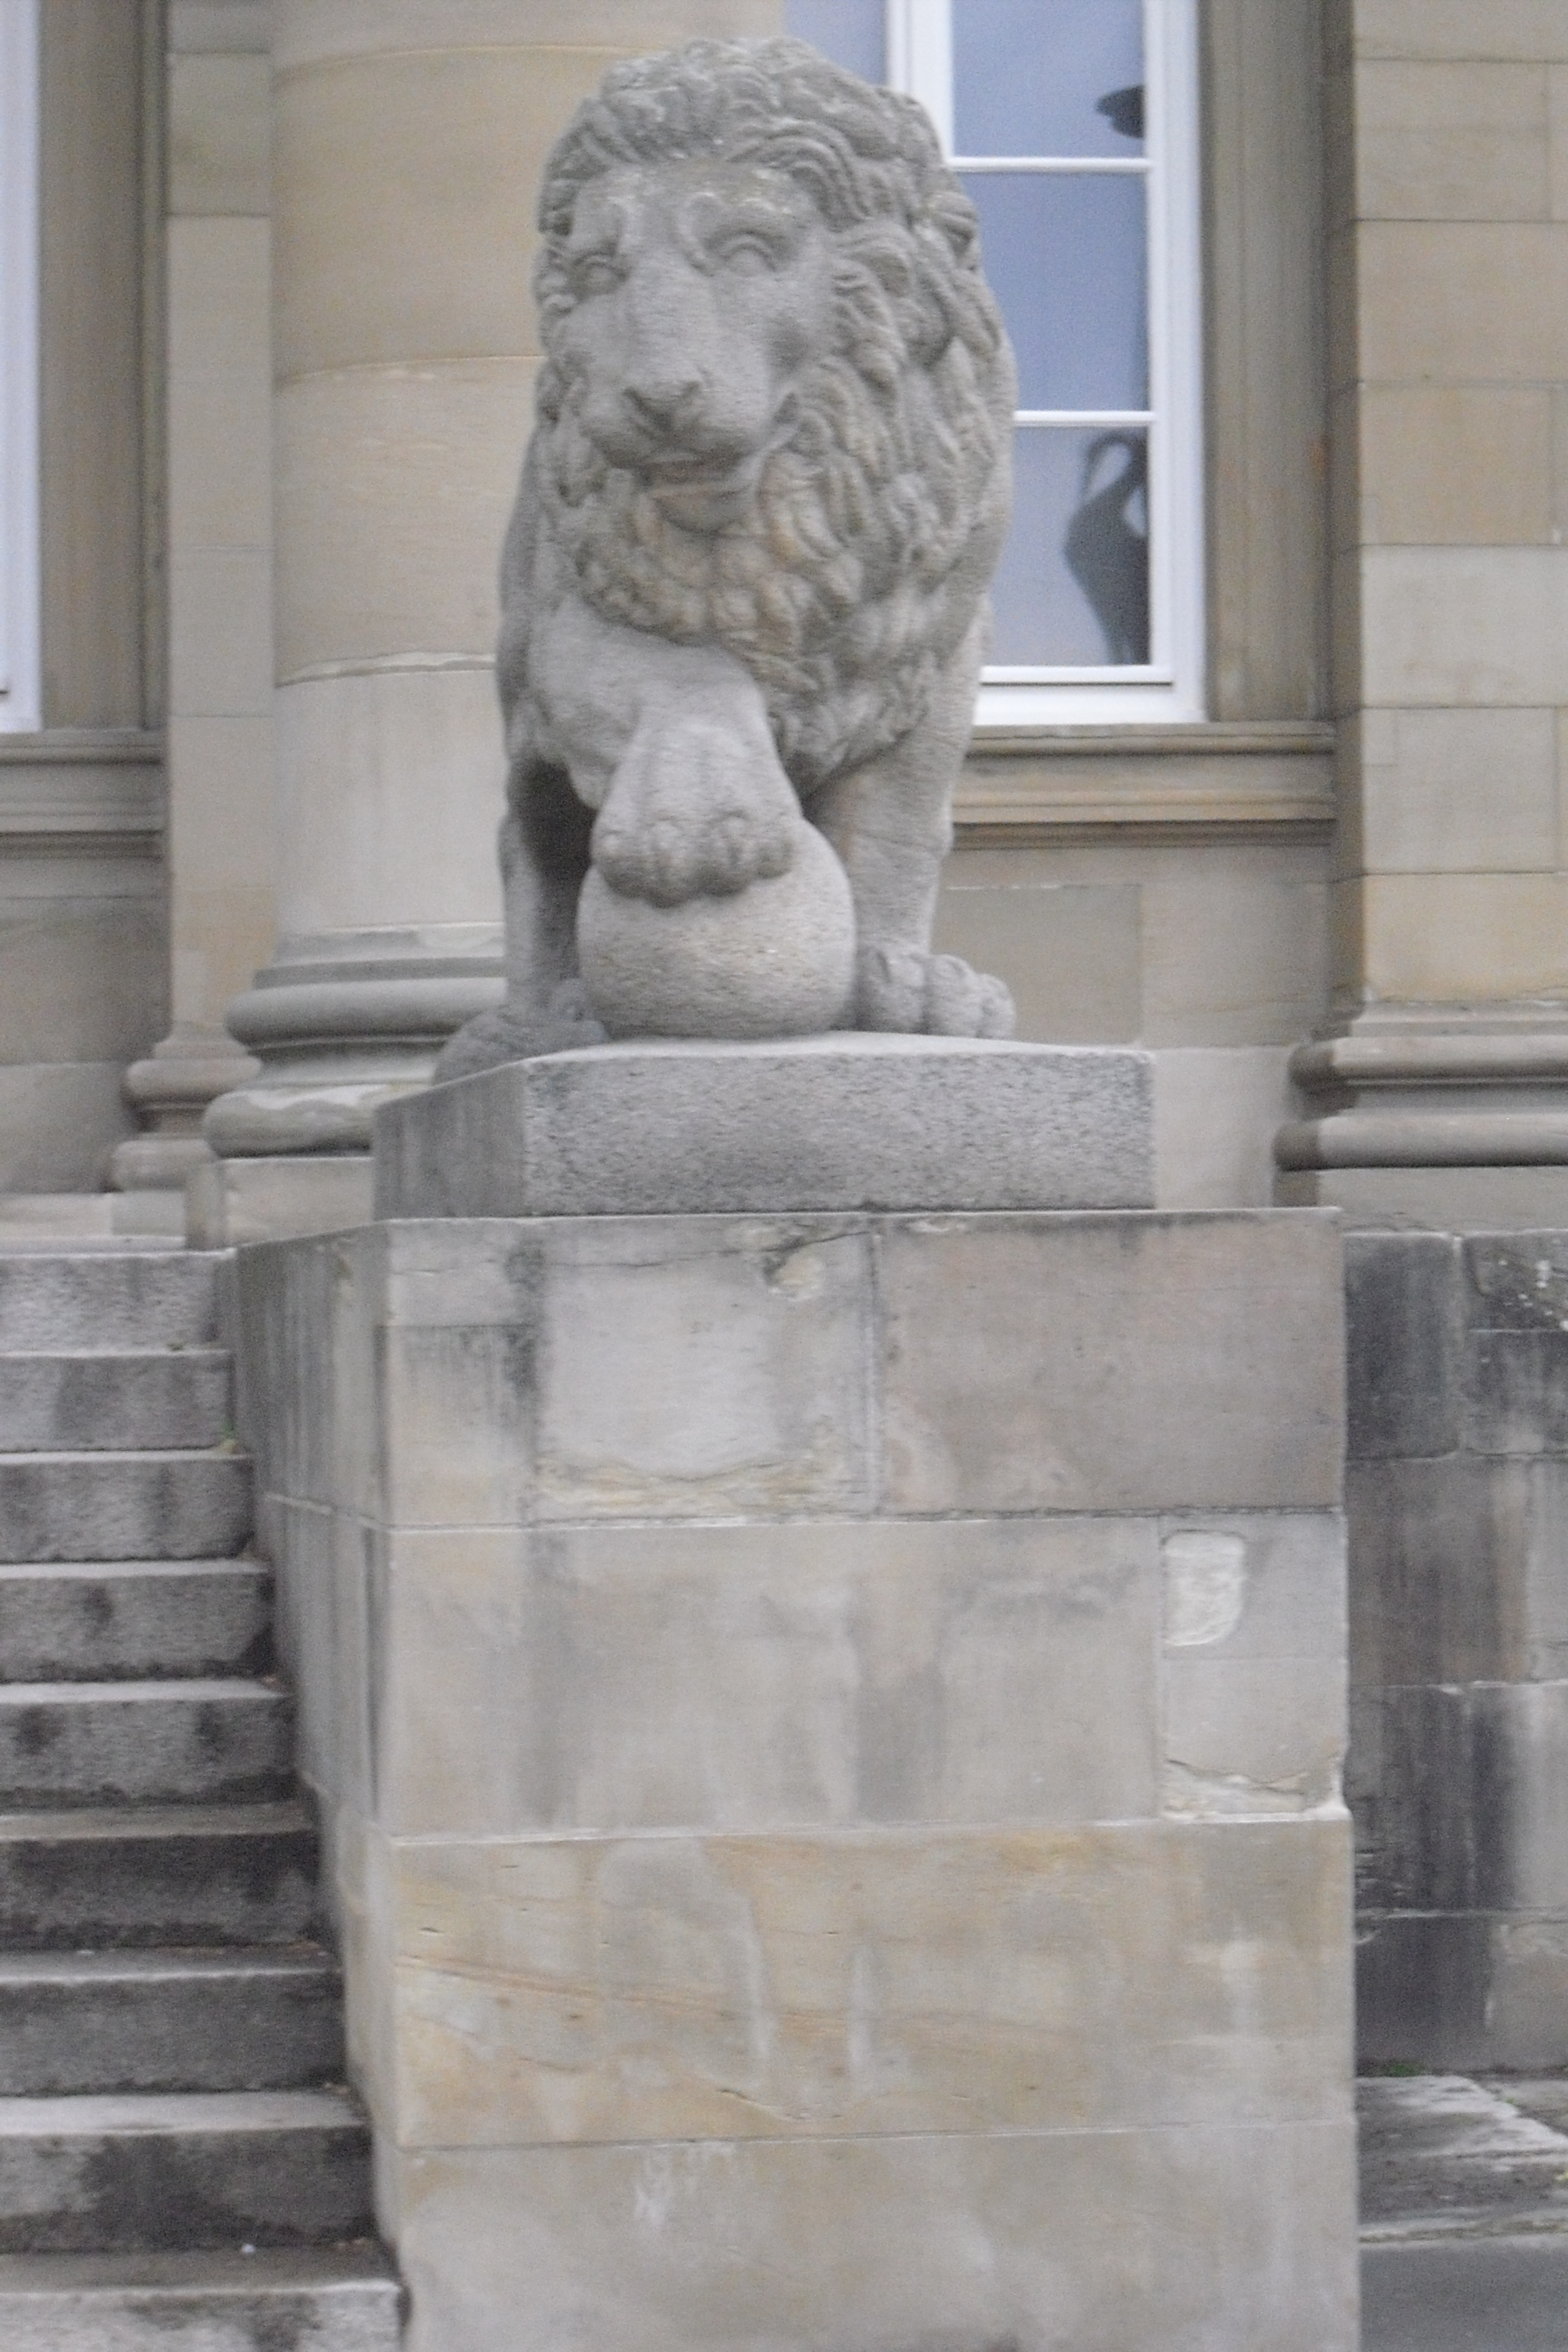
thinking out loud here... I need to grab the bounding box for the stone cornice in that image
[0,732,164,851]
[956,723,1336,840]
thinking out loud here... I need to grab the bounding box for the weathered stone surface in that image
[383,2122,1358,2352]
[0,1563,271,1686]
[375,1037,1155,1219]
[576,821,856,1041]
[1358,1911,1568,2073]
[0,1681,292,1810]
[0,1950,344,2097]
[0,1256,220,1353]
[186,1154,375,1249]
[1350,1454,1527,1688]
[1345,1224,1568,2070]
[238,1204,1354,2345]
[242,1213,879,1526]
[378,1816,1350,2149]
[0,2089,373,2253]
[0,1805,321,1953]
[1351,1680,1568,1916]
[1162,1654,1346,1818]
[0,1352,231,1454]
[0,1455,252,1566]
[368,1516,1161,1838]
[1160,1511,1348,1661]
[1158,1518,1350,1818]
[879,1211,1344,1514]
[0,2248,402,2352]
[1346,1231,1464,1460]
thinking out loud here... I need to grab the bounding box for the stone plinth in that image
[234,1169,1356,2349]
[1277,1017,1568,1228]
[187,1154,375,1249]
[374,1037,1155,1219]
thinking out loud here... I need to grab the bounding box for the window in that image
[784,0,1203,725]
[0,0,38,734]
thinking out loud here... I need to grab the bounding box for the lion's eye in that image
[572,256,623,296]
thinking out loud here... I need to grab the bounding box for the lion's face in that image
[547,160,836,533]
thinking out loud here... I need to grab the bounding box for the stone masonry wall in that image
[1350,1228,1568,2069]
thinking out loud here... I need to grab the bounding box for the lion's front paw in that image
[857,945,1016,1040]
[592,706,798,906]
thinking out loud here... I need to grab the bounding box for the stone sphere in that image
[576,821,857,1040]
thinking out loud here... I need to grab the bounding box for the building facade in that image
[3,0,1567,2091]
[8,0,1565,1230]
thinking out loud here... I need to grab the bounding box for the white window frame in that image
[887,0,1205,725]
[0,0,39,735]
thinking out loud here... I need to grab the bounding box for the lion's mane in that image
[529,38,1014,790]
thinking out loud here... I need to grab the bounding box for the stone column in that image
[1278,1,1568,1222]
[196,1,791,1243]
[110,3,273,1219]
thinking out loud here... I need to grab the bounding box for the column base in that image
[1276,1164,1568,1228]
[109,1029,262,1194]
[186,1154,375,1247]
[1276,1007,1568,1224]
[204,932,504,1158]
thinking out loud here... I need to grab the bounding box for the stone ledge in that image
[372,1036,1155,1220]
[0,738,163,853]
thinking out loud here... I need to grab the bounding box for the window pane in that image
[955,0,1144,157]
[990,427,1149,667]
[783,0,886,84]
[964,174,1147,410]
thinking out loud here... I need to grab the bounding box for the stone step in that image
[0,1563,271,1683]
[0,1454,251,1564]
[0,1257,222,1352]
[0,2089,374,2253]
[0,2247,402,2351]
[0,1682,292,1810]
[0,1352,231,1452]
[0,1803,320,1951]
[0,1948,344,2096]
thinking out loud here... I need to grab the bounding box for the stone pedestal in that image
[186,1152,375,1249]
[233,1044,1356,2352]
[374,1038,1155,1219]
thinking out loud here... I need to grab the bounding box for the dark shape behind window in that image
[1064,433,1150,665]
[1096,85,1146,141]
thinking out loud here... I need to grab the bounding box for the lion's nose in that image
[623,380,703,435]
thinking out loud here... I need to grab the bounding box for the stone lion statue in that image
[440,35,1017,1077]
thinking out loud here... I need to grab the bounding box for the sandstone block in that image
[367,1516,1162,1838]
[382,2121,1357,2352]
[879,1211,1345,1514]
[379,1818,1351,2149]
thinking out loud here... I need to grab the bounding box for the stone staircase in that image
[0,1250,402,2347]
